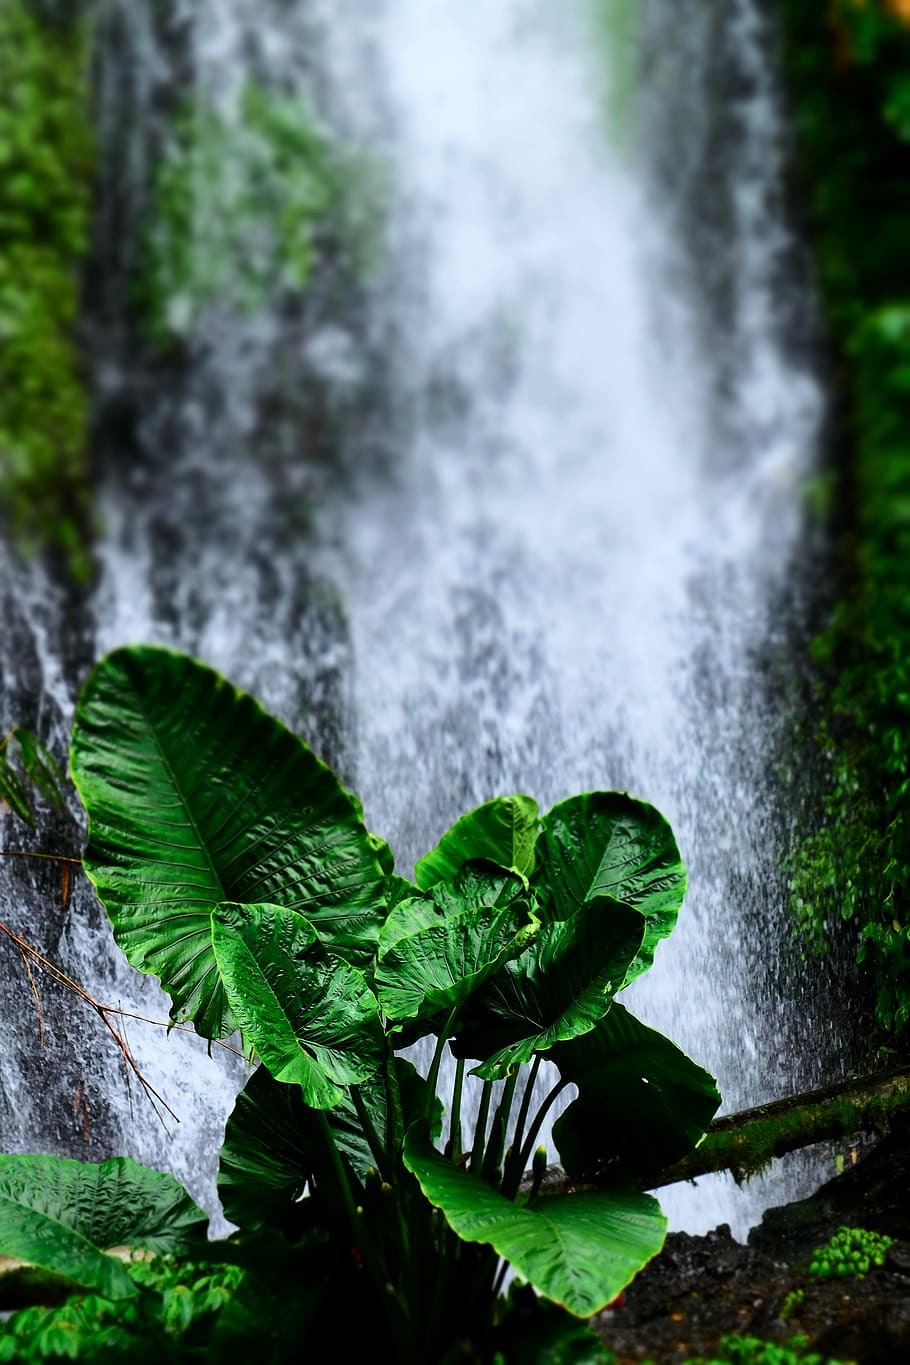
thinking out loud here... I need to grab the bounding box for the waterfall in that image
[0,0,851,1240]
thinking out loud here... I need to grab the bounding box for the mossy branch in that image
[655,1066,910,1188]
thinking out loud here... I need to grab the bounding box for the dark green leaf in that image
[70,646,388,1038]
[376,861,538,1027]
[403,1125,666,1317]
[218,1058,439,1230]
[0,1155,207,1300]
[415,794,540,889]
[551,1003,720,1178]
[536,792,685,983]
[452,897,644,1079]
[211,903,385,1108]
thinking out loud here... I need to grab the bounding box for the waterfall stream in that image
[0,0,852,1241]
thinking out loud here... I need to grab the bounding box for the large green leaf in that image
[536,792,686,984]
[375,862,538,1027]
[0,1155,207,1300]
[70,646,388,1038]
[403,1126,666,1317]
[218,1059,440,1230]
[414,795,540,889]
[551,1003,721,1179]
[451,897,644,1079]
[211,903,384,1108]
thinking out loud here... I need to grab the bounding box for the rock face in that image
[596,1125,910,1363]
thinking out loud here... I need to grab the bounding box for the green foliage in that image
[779,1287,805,1320]
[134,86,385,345]
[808,1224,894,1279]
[0,1153,208,1300]
[0,1256,244,1361]
[779,0,910,1035]
[0,645,721,1361]
[0,0,94,572]
[0,727,66,828]
[682,1334,853,1365]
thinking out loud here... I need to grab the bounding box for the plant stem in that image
[482,1068,519,1184]
[510,1056,541,1169]
[425,1009,458,1116]
[503,1077,569,1200]
[446,1055,465,1162]
[470,1079,495,1174]
[492,1256,510,1300]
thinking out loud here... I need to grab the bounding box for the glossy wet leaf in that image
[211,903,384,1108]
[0,1155,207,1300]
[376,861,538,1027]
[452,896,644,1079]
[415,795,540,889]
[551,1003,721,1178]
[536,792,685,983]
[404,1125,666,1317]
[70,646,388,1037]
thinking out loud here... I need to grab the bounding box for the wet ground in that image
[595,1124,910,1363]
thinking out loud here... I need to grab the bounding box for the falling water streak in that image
[310,0,848,1238]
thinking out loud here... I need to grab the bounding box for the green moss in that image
[134,85,386,346]
[0,0,94,574]
[586,0,641,156]
[778,0,910,1037]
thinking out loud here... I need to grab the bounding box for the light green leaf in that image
[70,646,388,1038]
[211,903,384,1108]
[551,1003,720,1178]
[415,795,541,889]
[0,1155,208,1300]
[403,1126,666,1317]
[536,792,685,983]
[452,897,644,1079]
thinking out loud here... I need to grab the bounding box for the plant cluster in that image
[681,1334,853,1365]
[808,1225,894,1279]
[0,0,94,572]
[134,87,385,346]
[778,0,910,1035]
[0,1249,243,1363]
[0,646,720,1362]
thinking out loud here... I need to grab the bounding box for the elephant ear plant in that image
[0,646,720,1363]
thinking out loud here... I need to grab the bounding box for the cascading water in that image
[0,0,852,1239]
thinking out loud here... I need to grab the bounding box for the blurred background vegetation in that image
[780,0,910,1042]
[0,0,93,575]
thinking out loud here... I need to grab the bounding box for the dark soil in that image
[594,1124,910,1363]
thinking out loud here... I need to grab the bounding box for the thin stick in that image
[0,850,82,865]
[16,946,45,1046]
[0,919,179,1126]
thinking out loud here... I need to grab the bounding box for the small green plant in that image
[0,645,720,1362]
[809,1225,894,1279]
[684,1332,854,1365]
[134,86,385,345]
[779,1287,805,1321]
[0,727,67,828]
